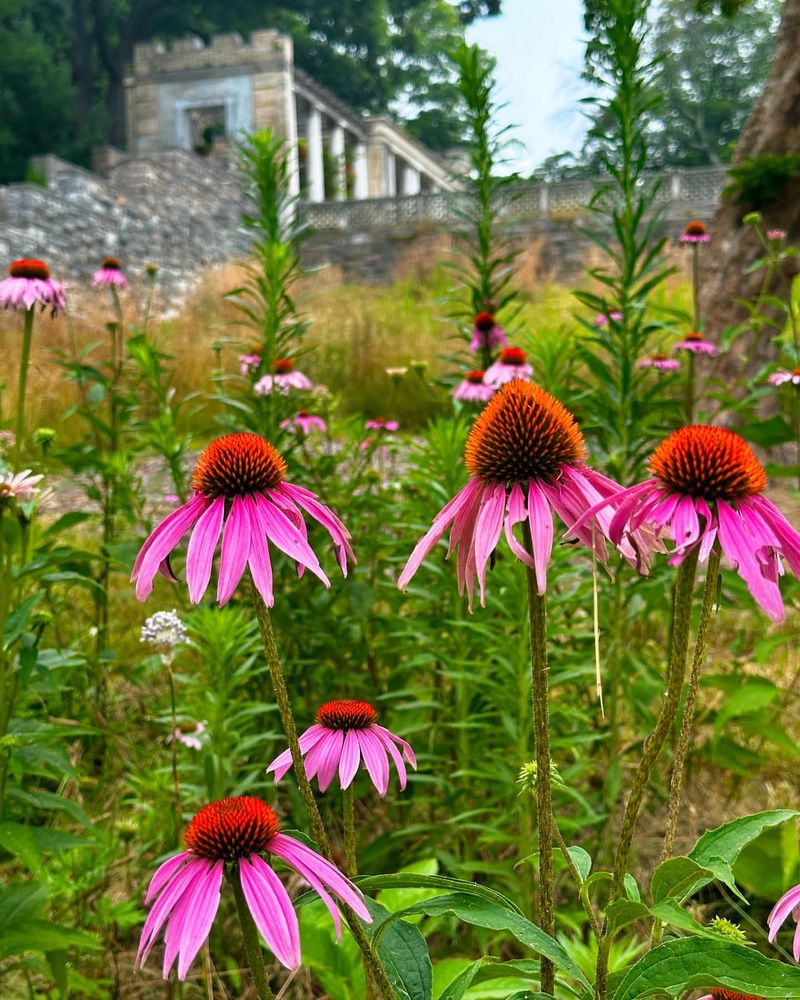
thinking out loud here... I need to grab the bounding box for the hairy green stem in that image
[595,549,699,999]
[250,583,394,999]
[343,784,358,877]
[685,351,696,425]
[13,308,35,466]
[522,528,554,996]
[552,814,601,941]
[230,867,275,1000]
[165,661,182,826]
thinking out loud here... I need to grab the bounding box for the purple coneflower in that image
[0,469,43,504]
[453,370,495,403]
[767,229,787,242]
[594,311,623,326]
[470,311,508,352]
[769,367,800,387]
[131,433,354,606]
[169,721,207,751]
[280,410,327,435]
[267,699,417,796]
[673,332,718,356]
[570,425,800,622]
[640,354,680,371]
[484,347,533,387]
[0,259,66,315]
[768,880,800,962]
[239,353,261,376]
[254,359,312,395]
[137,796,370,979]
[93,256,127,287]
[398,380,649,608]
[680,220,711,244]
[364,417,399,432]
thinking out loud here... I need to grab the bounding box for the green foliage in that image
[725,151,800,210]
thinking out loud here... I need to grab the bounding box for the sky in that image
[464,0,590,174]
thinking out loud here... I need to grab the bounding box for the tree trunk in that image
[72,0,94,145]
[700,0,800,375]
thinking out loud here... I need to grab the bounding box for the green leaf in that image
[364,899,432,1000]
[0,882,47,927]
[604,899,650,937]
[372,891,590,992]
[357,873,522,915]
[738,416,795,447]
[690,810,799,872]
[46,949,68,994]
[612,937,800,999]
[650,856,716,904]
[649,898,723,939]
[2,593,42,649]
[0,821,46,879]
[0,919,101,960]
[565,846,592,883]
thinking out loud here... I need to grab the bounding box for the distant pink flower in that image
[768,880,800,962]
[132,433,354,607]
[398,381,651,608]
[0,431,16,452]
[0,469,43,504]
[169,721,207,751]
[280,410,327,435]
[453,370,495,403]
[769,368,800,387]
[364,417,399,432]
[680,220,710,244]
[93,256,127,287]
[470,312,508,352]
[568,425,800,623]
[137,797,370,979]
[0,259,66,315]
[673,332,718,356]
[254,359,312,395]
[594,311,622,326]
[767,229,787,241]
[640,354,680,371]
[268,699,417,796]
[484,348,533,387]
[164,494,179,504]
[239,353,261,376]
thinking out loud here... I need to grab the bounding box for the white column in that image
[328,122,346,200]
[385,147,397,196]
[307,106,325,203]
[353,142,368,199]
[401,163,421,196]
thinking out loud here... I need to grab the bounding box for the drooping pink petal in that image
[269,833,371,924]
[748,495,800,577]
[185,496,225,603]
[356,729,390,796]
[216,496,252,604]
[267,724,328,782]
[162,862,215,977]
[315,729,345,792]
[132,495,209,600]
[303,730,339,784]
[256,494,329,585]
[244,495,275,607]
[372,726,407,789]
[768,883,800,940]
[176,860,223,980]
[670,495,701,552]
[717,500,784,622]
[474,482,506,606]
[338,729,362,789]
[503,483,535,569]
[527,480,554,594]
[239,855,301,969]
[145,851,193,905]
[374,725,417,769]
[138,857,207,966]
[275,482,355,574]
[398,479,480,590]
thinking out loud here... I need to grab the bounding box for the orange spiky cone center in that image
[316,699,378,730]
[10,259,50,279]
[684,220,707,236]
[650,425,767,500]
[185,797,279,860]
[191,433,286,497]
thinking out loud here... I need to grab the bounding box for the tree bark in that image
[72,0,94,144]
[700,0,800,376]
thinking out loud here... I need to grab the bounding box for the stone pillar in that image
[400,163,421,196]
[328,123,346,200]
[353,142,369,199]
[307,106,325,203]
[385,148,397,197]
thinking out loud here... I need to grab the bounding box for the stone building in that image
[125,30,456,201]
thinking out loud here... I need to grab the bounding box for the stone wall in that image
[0,150,727,297]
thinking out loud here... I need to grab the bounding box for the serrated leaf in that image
[651,856,716,904]
[364,898,432,1000]
[690,810,799,871]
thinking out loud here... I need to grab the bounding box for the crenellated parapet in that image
[131,31,293,78]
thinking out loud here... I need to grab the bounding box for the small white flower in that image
[141,610,187,650]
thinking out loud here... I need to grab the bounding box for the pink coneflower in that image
[137,796,370,979]
[398,381,649,608]
[680,220,710,244]
[0,469,43,505]
[254,359,313,396]
[470,312,508,352]
[239,353,261,376]
[767,229,787,242]
[280,409,327,434]
[267,699,417,796]
[570,425,800,623]
[594,311,623,326]
[364,417,399,432]
[769,367,800,386]
[92,256,128,287]
[131,433,354,607]
[0,431,16,453]
[673,332,718,356]
[768,880,800,961]
[169,721,207,751]
[0,259,66,315]
[453,370,495,403]
[640,354,680,371]
[484,348,533,387]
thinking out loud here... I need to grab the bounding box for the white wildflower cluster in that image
[140,609,187,650]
